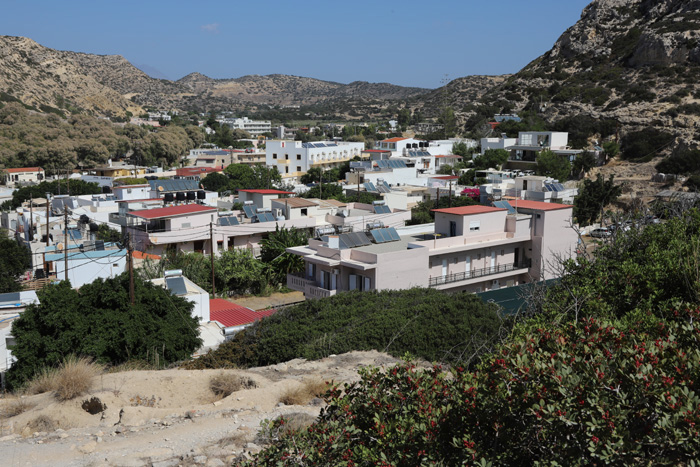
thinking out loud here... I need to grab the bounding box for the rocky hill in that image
[0,36,141,118]
[462,0,700,143]
[0,36,432,117]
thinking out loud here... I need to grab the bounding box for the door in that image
[465,256,471,275]
[349,274,357,291]
[442,259,448,277]
[331,272,338,290]
[363,276,371,291]
[514,248,519,267]
[490,251,496,270]
[449,221,457,238]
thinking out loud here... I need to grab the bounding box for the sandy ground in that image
[0,351,401,467]
[230,292,304,311]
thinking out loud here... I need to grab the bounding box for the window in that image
[469,220,480,231]
[297,154,301,160]
[501,249,505,256]
[477,253,481,260]
[285,167,289,173]
[297,166,301,172]
[285,154,289,160]
[273,153,277,159]
[300,208,308,216]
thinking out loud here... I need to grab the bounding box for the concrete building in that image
[217,117,271,137]
[3,167,45,187]
[481,132,582,163]
[266,140,364,183]
[286,200,577,299]
[46,248,127,289]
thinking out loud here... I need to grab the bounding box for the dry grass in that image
[278,377,330,406]
[256,412,317,445]
[0,398,35,419]
[53,356,102,401]
[209,373,258,399]
[25,367,59,395]
[26,356,102,401]
[25,415,56,434]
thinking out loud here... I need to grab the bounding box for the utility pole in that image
[29,195,34,241]
[210,220,216,297]
[449,181,453,208]
[64,208,69,282]
[436,188,440,209]
[45,194,50,246]
[128,233,135,306]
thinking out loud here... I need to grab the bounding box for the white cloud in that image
[201,23,219,34]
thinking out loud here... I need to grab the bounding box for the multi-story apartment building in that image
[265,140,365,183]
[217,117,271,136]
[286,200,577,299]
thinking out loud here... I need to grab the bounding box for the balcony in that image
[287,273,337,299]
[429,262,528,288]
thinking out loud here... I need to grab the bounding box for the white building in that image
[265,140,365,183]
[3,167,45,187]
[218,117,271,136]
[481,132,582,162]
[46,249,127,289]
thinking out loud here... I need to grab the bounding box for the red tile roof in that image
[129,204,216,219]
[4,167,43,173]
[209,299,277,328]
[512,200,573,211]
[434,155,462,158]
[239,189,294,195]
[430,175,459,180]
[432,205,506,216]
[381,137,409,143]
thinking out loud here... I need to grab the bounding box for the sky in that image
[1,0,592,89]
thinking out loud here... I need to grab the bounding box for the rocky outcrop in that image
[453,0,700,142]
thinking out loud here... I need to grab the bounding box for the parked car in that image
[590,227,612,238]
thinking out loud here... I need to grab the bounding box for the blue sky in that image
[2,0,591,89]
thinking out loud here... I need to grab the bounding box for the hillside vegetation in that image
[242,201,700,465]
[186,289,507,371]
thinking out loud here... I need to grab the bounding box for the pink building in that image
[286,200,577,299]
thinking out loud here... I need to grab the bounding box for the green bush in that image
[620,128,674,161]
[656,148,700,175]
[185,289,505,370]
[7,275,201,390]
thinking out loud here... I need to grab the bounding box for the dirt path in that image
[0,351,400,467]
[231,291,304,311]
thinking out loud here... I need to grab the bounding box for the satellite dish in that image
[56,242,64,252]
[158,186,164,192]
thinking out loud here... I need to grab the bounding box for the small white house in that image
[3,167,45,187]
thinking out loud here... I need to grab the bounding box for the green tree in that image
[300,167,322,185]
[95,224,122,243]
[0,235,31,293]
[259,226,308,283]
[437,106,457,138]
[535,149,571,181]
[602,140,620,159]
[215,248,269,295]
[201,172,231,193]
[451,141,471,158]
[436,164,455,175]
[572,151,597,178]
[6,275,201,389]
[4,180,101,210]
[472,149,509,171]
[573,174,622,226]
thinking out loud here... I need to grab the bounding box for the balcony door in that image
[465,256,471,275]
[442,259,447,277]
[490,251,496,269]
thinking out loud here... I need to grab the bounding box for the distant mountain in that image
[461,0,700,141]
[0,36,433,117]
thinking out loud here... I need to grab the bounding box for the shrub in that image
[25,415,56,434]
[209,373,257,398]
[656,148,700,175]
[621,128,674,161]
[0,398,34,418]
[53,356,102,401]
[245,307,700,466]
[278,378,329,406]
[25,367,59,395]
[185,289,505,371]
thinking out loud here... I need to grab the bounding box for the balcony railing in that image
[287,272,313,292]
[429,262,528,287]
